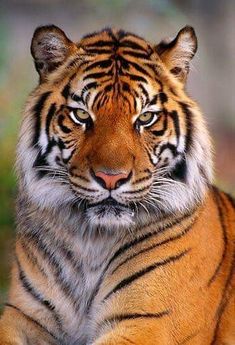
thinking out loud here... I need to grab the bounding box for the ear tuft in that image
[31,25,76,82]
[156,26,197,84]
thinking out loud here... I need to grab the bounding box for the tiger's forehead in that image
[67,29,164,115]
[79,28,154,55]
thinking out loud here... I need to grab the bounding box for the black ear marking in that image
[31,25,77,82]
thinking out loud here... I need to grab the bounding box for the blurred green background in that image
[0,0,234,311]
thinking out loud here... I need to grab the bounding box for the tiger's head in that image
[17,25,213,232]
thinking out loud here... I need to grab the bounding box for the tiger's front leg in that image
[0,252,60,345]
[0,304,57,345]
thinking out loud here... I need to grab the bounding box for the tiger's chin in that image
[85,199,135,230]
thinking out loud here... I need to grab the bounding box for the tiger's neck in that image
[16,191,201,266]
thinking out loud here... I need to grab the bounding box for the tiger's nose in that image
[93,171,131,190]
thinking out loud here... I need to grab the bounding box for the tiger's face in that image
[17,26,213,231]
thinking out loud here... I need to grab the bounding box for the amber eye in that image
[136,111,158,127]
[69,108,92,126]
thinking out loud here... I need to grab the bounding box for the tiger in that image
[0,24,234,345]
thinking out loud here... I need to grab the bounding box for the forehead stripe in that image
[84,59,112,72]
[121,50,149,59]
[85,40,114,47]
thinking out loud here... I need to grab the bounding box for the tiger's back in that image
[0,25,234,345]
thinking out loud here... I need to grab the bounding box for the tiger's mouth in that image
[87,197,132,214]
[85,197,135,229]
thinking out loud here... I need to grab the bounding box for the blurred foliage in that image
[0,20,34,309]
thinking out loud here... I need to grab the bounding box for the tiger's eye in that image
[138,112,154,124]
[76,109,90,121]
[69,108,91,125]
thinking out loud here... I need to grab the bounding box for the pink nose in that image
[95,171,129,190]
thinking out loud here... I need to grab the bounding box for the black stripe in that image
[151,112,168,137]
[159,143,178,157]
[66,57,83,69]
[139,84,150,104]
[45,103,56,137]
[105,84,113,92]
[20,232,82,313]
[180,102,193,152]
[85,40,114,48]
[159,92,168,103]
[133,94,137,112]
[62,148,76,164]
[210,250,235,344]
[121,94,132,113]
[169,110,180,144]
[120,56,152,78]
[71,94,83,103]
[92,90,104,110]
[106,211,194,274]
[71,180,97,193]
[169,158,187,182]
[120,40,148,52]
[111,222,194,274]
[5,304,58,341]
[84,71,112,80]
[86,211,195,312]
[122,50,149,59]
[96,93,107,110]
[99,310,169,329]
[19,240,47,277]
[127,73,147,83]
[81,82,98,96]
[58,114,72,133]
[145,146,157,167]
[132,175,151,185]
[122,184,150,195]
[61,83,70,99]
[84,48,112,54]
[148,94,158,106]
[208,188,228,285]
[16,257,61,327]
[104,249,190,301]
[33,139,57,178]
[84,59,112,72]
[32,91,51,147]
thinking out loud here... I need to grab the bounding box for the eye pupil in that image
[135,111,160,129]
[70,108,91,125]
[69,108,93,129]
[139,112,154,124]
[78,110,89,120]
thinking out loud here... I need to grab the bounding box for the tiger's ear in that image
[31,25,77,82]
[155,26,197,84]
